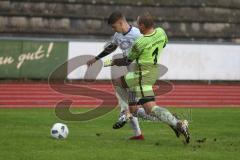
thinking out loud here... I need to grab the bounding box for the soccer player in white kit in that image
[87,11,145,140]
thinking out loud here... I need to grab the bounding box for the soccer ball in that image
[50,123,69,139]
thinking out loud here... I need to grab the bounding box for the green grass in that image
[0,107,240,160]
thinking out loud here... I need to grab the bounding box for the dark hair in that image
[138,12,154,28]
[107,11,124,25]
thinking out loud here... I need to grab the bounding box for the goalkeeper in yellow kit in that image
[110,12,190,143]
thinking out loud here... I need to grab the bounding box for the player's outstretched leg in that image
[146,105,190,143]
[116,107,181,138]
[136,107,180,138]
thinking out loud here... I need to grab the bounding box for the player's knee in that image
[143,101,157,114]
[129,105,139,114]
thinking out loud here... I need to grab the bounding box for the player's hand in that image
[87,58,97,66]
[104,58,124,67]
[103,59,113,67]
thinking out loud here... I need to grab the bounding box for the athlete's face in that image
[111,20,124,33]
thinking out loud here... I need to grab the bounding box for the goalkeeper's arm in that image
[112,57,133,66]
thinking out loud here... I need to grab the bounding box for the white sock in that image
[129,116,142,136]
[115,86,128,112]
[151,106,178,127]
[136,107,158,121]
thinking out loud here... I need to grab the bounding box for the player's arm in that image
[112,43,139,66]
[95,43,118,60]
[112,56,133,66]
[87,43,118,66]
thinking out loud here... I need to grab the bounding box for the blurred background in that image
[0,0,239,42]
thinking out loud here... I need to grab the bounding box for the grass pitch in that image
[0,107,239,160]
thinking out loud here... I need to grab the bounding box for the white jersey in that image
[112,26,142,57]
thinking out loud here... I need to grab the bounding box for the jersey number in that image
[152,47,158,65]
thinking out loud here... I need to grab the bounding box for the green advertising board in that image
[0,40,68,79]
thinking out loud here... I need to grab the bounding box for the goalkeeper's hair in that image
[138,12,155,29]
[108,11,126,25]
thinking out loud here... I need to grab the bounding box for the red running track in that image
[0,82,240,108]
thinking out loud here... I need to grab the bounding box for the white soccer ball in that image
[50,123,69,139]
